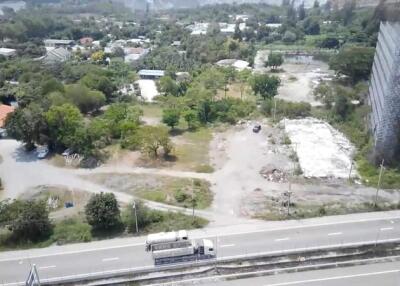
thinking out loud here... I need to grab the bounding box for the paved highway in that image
[165,260,400,286]
[1,212,400,285]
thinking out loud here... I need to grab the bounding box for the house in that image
[138,70,165,80]
[0,104,15,128]
[187,23,209,35]
[266,23,282,29]
[44,39,74,48]
[0,48,16,57]
[43,47,71,64]
[80,37,94,47]
[216,59,250,71]
[171,41,181,47]
[219,23,236,35]
[124,47,149,63]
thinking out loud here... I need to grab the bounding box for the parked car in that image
[62,148,74,156]
[37,146,49,159]
[252,124,261,133]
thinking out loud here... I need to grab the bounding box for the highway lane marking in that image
[381,227,394,231]
[220,244,235,248]
[145,258,400,286]
[263,269,400,285]
[390,220,395,224]
[5,254,400,286]
[2,215,400,262]
[327,232,342,236]
[102,257,119,262]
[275,237,290,242]
[39,265,56,270]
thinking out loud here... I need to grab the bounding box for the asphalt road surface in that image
[170,260,400,286]
[1,214,400,285]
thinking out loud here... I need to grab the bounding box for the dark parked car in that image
[253,124,261,133]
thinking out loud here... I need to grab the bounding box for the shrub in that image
[52,218,92,245]
[261,99,311,119]
[85,193,121,231]
[174,189,188,203]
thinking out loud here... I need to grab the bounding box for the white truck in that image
[146,230,215,265]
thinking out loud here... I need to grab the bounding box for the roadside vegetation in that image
[0,193,207,250]
[82,173,213,209]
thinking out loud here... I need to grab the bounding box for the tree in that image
[250,74,281,99]
[282,30,297,43]
[45,104,84,148]
[329,46,375,83]
[298,2,306,20]
[8,200,52,242]
[64,84,106,113]
[139,126,173,157]
[80,74,117,100]
[318,37,340,49]
[265,53,284,71]
[158,76,180,96]
[303,17,320,35]
[333,94,351,121]
[91,50,105,62]
[237,69,252,99]
[183,109,199,130]
[5,103,47,150]
[162,108,180,129]
[85,193,121,231]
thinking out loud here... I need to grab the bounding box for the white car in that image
[62,148,74,156]
[37,146,49,159]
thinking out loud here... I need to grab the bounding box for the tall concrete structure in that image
[368,21,400,163]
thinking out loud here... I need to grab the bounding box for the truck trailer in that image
[146,230,215,265]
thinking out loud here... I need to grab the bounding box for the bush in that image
[174,189,188,203]
[52,218,92,245]
[261,99,311,119]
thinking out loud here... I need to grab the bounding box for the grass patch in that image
[194,164,215,173]
[356,156,400,189]
[140,103,163,119]
[52,217,92,245]
[83,173,213,209]
[122,202,208,234]
[173,127,213,171]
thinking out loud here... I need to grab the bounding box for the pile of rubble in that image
[260,164,288,183]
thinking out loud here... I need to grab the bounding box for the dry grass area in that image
[82,173,213,209]
[216,83,254,101]
[19,185,92,221]
[172,127,214,172]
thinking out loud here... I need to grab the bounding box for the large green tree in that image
[7,200,52,242]
[265,53,284,71]
[250,74,281,99]
[45,104,84,149]
[85,193,121,231]
[5,103,47,150]
[329,46,375,83]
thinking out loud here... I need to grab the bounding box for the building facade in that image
[368,21,400,162]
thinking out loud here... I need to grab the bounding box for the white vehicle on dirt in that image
[146,230,215,265]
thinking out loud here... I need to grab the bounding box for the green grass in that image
[144,212,208,233]
[173,127,213,171]
[140,103,163,119]
[52,217,92,245]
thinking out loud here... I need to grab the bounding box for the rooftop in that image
[138,70,165,77]
[0,104,15,128]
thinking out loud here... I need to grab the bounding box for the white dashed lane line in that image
[275,237,290,242]
[220,244,235,248]
[327,232,342,236]
[381,227,394,231]
[102,257,119,262]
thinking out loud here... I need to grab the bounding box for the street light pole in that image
[374,159,385,208]
[132,201,138,233]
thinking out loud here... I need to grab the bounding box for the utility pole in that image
[273,98,277,122]
[132,201,138,233]
[374,159,385,207]
[348,161,353,181]
[284,190,292,217]
[192,180,195,222]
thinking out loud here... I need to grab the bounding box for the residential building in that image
[124,47,149,63]
[44,39,74,48]
[0,104,15,128]
[368,21,400,162]
[43,47,72,64]
[138,70,165,80]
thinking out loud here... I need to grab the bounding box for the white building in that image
[0,48,16,57]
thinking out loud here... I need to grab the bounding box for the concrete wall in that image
[368,22,400,163]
